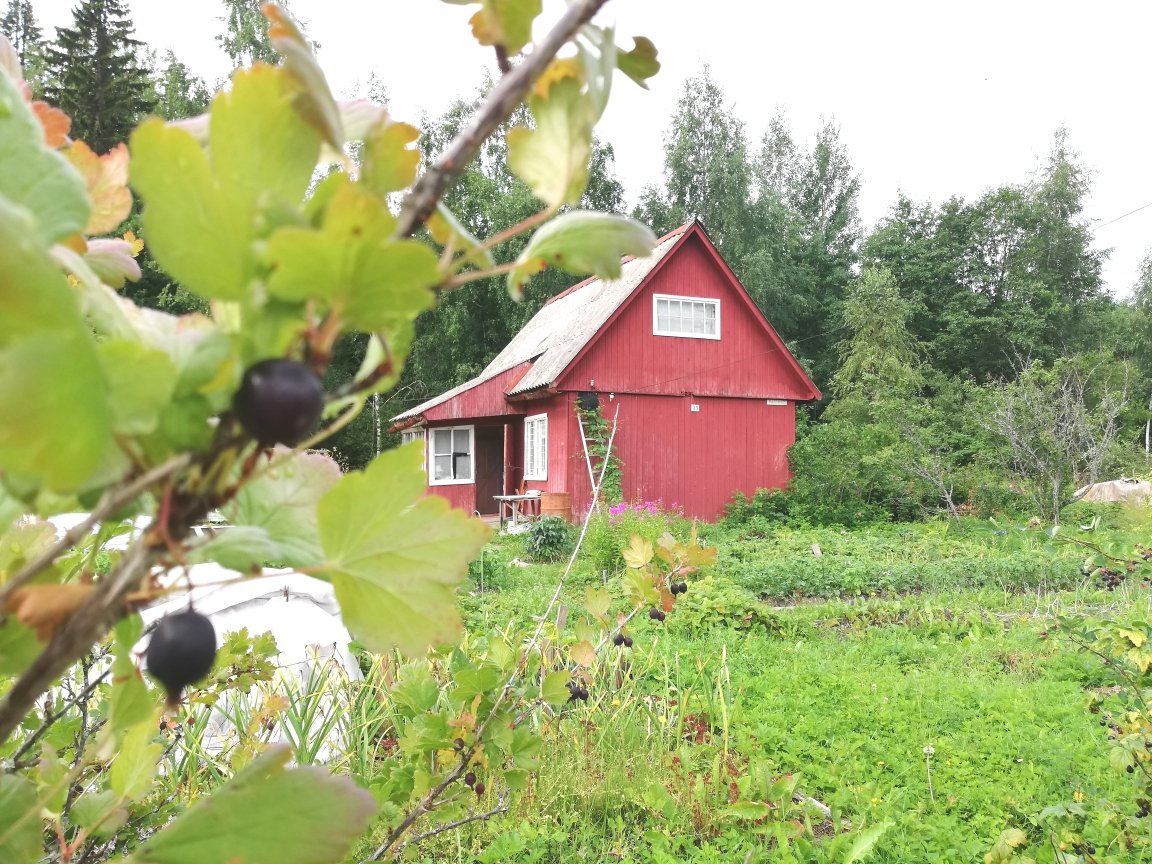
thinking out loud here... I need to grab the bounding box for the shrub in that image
[525,515,576,562]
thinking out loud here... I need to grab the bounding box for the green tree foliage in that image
[634,65,751,252]
[217,0,282,68]
[864,129,1108,381]
[636,76,861,388]
[42,0,155,155]
[829,265,921,406]
[0,0,45,94]
[152,50,211,120]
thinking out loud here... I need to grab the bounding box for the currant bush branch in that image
[394,0,613,239]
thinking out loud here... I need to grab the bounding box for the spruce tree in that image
[1,0,47,94]
[43,0,155,154]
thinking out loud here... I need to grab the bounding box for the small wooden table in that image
[493,493,542,530]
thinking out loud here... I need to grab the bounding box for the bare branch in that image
[396,791,510,856]
[394,0,612,239]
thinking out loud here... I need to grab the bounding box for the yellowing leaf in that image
[462,0,542,55]
[264,4,343,151]
[122,230,144,256]
[532,57,583,99]
[584,586,610,621]
[569,640,596,668]
[507,77,593,209]
[64,141,132,235]
[1120,628,1147,647]
[4,584,94,641]
[31,100,71,148]
[622,535,654,570]
[361,118,421,198]
[318,445,490,655]
[0,64,89,245]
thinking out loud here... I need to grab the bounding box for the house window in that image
[524,414,548,481]
[653,294,720,340]
[401,427,426,471]
[429,426,473,485]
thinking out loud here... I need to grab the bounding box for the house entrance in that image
[473,426,504,515]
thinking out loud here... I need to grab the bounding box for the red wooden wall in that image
[567,393,795,521]
[559,233,814,401]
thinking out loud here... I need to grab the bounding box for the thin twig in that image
[396,791,510,855]
[0,453,192,610]
[10,666,112,769]
[394,0,613,239]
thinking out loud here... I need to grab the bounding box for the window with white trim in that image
[400,427,426,471]
[524,414,548,481]
[653,294,720,340]
[429,426,474,485]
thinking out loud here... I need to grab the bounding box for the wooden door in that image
[473,426,504,515]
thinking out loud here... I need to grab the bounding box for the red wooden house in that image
[390,221,820,521]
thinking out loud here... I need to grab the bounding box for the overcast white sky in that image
[31,0,1152,296]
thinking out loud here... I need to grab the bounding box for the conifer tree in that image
[43,0,154,154]
[1,0,46,94]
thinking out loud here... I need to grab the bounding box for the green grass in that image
[404,515,1152,862]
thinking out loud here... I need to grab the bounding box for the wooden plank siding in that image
[570,393,795,521]
[558,233,814,400]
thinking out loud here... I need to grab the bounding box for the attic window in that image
[429,425,473,485]
[653,294,720,340]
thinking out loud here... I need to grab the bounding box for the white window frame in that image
[523,413,548,481]
[400,427,426,471]
[428,425,475,486]
[652,293,721,340]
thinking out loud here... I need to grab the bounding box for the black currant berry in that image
[669,583,681,596]
[623,636,634,648]
[232,358,324,447]
[613,633,625,646]
[464,771,476,787]
[474,781,486,796]
[677,582,688,595]
[453,737,465,751]
[146,610,217,706]
[649,608,666,623]
[577,687,589,701]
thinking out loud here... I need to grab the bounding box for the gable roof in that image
[392,221,819,424]
[393,225,687,422]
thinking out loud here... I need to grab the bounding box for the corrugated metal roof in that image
[392,226,686,421]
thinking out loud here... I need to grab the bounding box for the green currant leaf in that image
[210,64,321,211]
[0,66,89,245]
[0,619,41,676]
[428,203,495,267]
[360,118,422,198]
[69,790,127,840]
[317,444,490,655]
[540,670,571,707]
[125,745,375,864]
[507,77,593,209]
[266,181,438,333]
[507,210,657,297]
[616,36,661,89]
[98,340,178,436]
[109,722,162,801]
[0,774,40,864]
[0,200,112,491]
[130,119,254,302]
[210,449,342,569]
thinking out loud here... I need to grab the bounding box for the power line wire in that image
[1097,200,1152,229]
